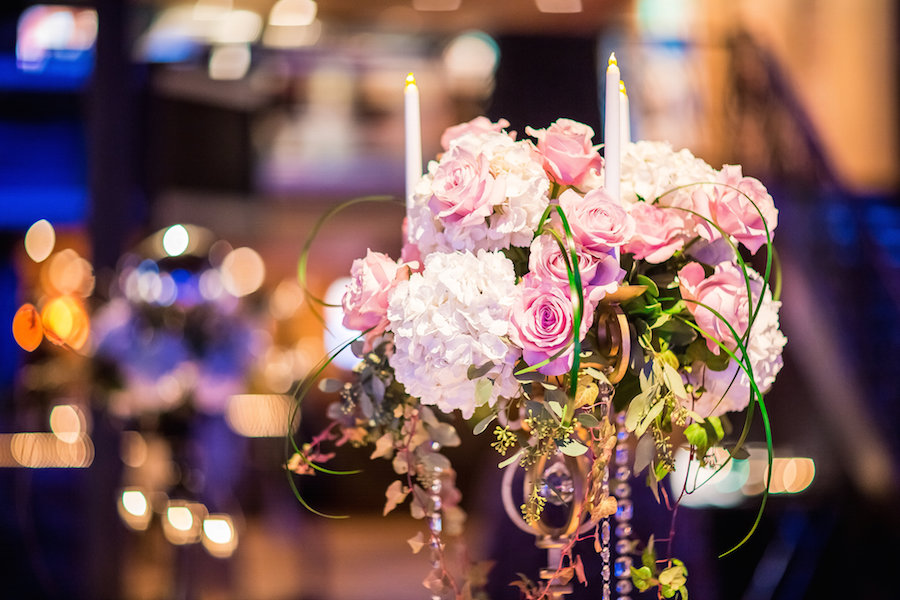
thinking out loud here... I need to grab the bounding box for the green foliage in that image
[631,536,689,599]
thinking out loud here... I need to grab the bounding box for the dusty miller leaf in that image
[635,399,665,437]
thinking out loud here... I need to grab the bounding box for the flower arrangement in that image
[289,116,785,599]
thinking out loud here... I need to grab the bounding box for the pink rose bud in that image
[558,188,635,254]
[440,116,512,151]
[526,118,604,187]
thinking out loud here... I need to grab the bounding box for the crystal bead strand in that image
[598,387,613,600]
[612,412,634,600]
[428,443,444,600]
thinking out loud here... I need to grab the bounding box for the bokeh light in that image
[49,404,86,444]
[220,246,265,297]
[202,514,238,558]
[41,295,90,350]
[268,0,317,26]
[163,501,206,545]
[12,303,43,352]
[226,394,294,437]
[162,224,190,257]
[24,219,56,263]
[118,488,152,531]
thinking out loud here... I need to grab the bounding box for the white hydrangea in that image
[620,140,717,206]
[386,249,522,418]
[687,272,787,417]
[407,131,550,257]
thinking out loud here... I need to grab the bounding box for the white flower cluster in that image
[407,131,550,255]
[620,140,717,206]
[386,249,522,418]
[687,270,787,417]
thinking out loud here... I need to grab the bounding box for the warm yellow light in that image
[45,249,94,297]
[226,394,293,437]
[208,43,252,80]
[269,279,304,320]
[609,52,617,67]
[122,490,149,517]
[162,224,190,257]
[268,0,316,26]
[405,72,416,87]
[118,487,153,531]
[535,0,582,14]
[202,514,238,558]
[220,246,265,297]
[24,219,56,263]
[120,431,148,468]
[49,404,85,443]
[162,501,205,544]
[167,506,194,531]
[619,80,627,96]
[412,0,461,11]
[9,433,94,468]
[203,517,233,544]
[41,295,89,350]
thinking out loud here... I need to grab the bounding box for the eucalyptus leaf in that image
[474,378,493,407]
[350,339,365,357]
[515,370,545,383]
[498,452,520,469]
[633,433,655,475]
[661,361,690,403]
[467,361,496,380]
[473,413,497,436]
[558,439,589,457]
[318,378,344,394]
[641,535,657,570]
[631,566,653,592]
[547,400,565,419]
[625,390,649,432]
[576,412,601,428]
[635,399,665,437]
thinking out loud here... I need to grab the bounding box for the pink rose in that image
[528,234,623,302]
[558,188,635,253]
[510,276,594,376]
[428,144,506,227]
[440,116,512,151]
[703,165,778,254]
[678,261,759,354]
[342,250,410,348]
[526,118,604,187]
[623,201,687,263]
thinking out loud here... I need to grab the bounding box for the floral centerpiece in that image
[289,116,785,599]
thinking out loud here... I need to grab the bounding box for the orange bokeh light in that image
[41,295,89,350]
[12,303,43,352]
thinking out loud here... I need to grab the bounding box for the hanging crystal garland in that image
[613,412,635,600]
[427,441,445,600]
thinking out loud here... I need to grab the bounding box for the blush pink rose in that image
[558,188,635,254]
[678,261,759,354]
[342,250,410,348]
[526,118,604,187]
[428,144,505,227]
[528,234,623,302]
[623,201,688,263]
[703,165,778,254]
[440,116,512,151]
[510,276,594,376]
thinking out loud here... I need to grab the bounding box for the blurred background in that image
[0,1,898,599]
